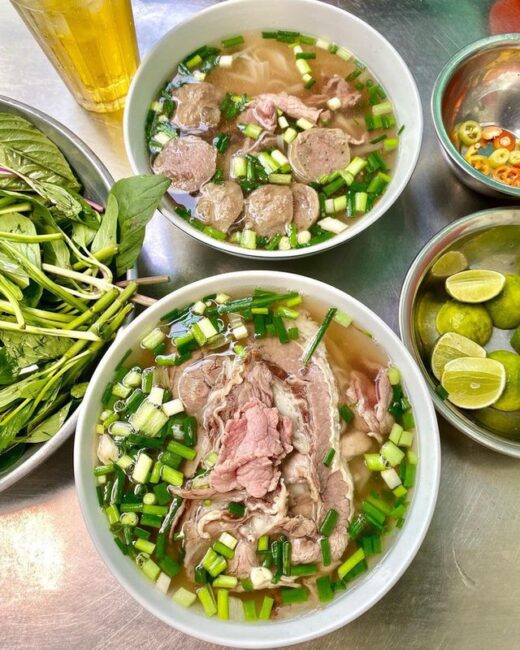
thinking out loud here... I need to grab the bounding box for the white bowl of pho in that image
[75,271,439,646]
[124,0,422,259]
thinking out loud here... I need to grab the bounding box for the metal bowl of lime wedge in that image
[399,206,520,457]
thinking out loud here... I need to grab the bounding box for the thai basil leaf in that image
[0,348,18,385]
[0,212,41,288]
[22,400,72,444]
[72,221,97,248]
[91,192,118,255]
[0,400,34,452]
[0,330,70,368]
[0,113,80,191]
[111,175,170,276]
[70,382,88,399]
[0,442,26,472]
[29,199,71,269]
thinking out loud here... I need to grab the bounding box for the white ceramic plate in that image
[75,271,440,647]
[124,0,423,259]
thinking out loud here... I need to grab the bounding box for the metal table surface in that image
[0,1,518,649]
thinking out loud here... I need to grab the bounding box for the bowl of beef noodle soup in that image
[75,271,440,646]
[124,0,422,259]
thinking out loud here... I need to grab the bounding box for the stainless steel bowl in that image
[399,207,520,458]
[432,34,520,199]
[0,95,114,492]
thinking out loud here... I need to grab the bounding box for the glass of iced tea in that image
[10,0,140,113]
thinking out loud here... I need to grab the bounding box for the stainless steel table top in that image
[1,1,518,649]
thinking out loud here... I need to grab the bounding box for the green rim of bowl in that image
[399,207,520,458]
[431,34,520,199]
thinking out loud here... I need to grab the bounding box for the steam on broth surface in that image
[146,30,401,251]
[94,288,418,621]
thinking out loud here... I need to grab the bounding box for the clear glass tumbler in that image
[10,0,140,113]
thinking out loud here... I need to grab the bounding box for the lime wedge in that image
[431,332,486,380]
[441,357,506,410]
[430,251,468,279]
[445,269,505,303]
[488,350,520,411]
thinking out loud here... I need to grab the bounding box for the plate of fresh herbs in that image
[0,97,169,490]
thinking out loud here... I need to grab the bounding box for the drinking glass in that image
[10,0,140,113]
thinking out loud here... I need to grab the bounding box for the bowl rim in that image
[123,0,423,260]
[398,206,520,458]
[0,94,115,493]
[431,33,520,199]
[75,270,440,647]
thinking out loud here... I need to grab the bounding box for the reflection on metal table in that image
[1,1,519,649]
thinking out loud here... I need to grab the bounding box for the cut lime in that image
[445,269,505,303]
[430,251,468,279]
[436,300,493,346]
[512,326,520,354]
[488,350,520,411]
[486,274,520,329]
[441,357,506,410]
[431,332,486,380]
[415,291,445,354]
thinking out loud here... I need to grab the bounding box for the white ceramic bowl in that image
[75,271,440,647]
[124,0,423,260]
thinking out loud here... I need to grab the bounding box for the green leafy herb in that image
[111,175,171,276]
[0,113,80,191]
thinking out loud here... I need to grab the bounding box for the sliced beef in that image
[242,93,321,130]
[203,356,274,445]
[346,367,394,442]
[291,183,320,231]
[282,452,320,520]
[240,96,278,132]
[244,184,293,237]
[288,128,351,183]
[306,75,361,110]
[227,540,257,578]
[169,353,225,416]
[210,398,293,498]
[196,180,243,233]
[172,82,222,131]
[152,135,216,193]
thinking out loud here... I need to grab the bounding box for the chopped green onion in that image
[372,100,393,116]
[339,404,354,423]
[243,599,257,621]
[319,508,339,537]
[290,562,317,576]
[197,585,217,616]
[222,35,244,48]
[303,307,337,364]
[320,538,332,566]
[212,574,238,589]
[173,587,197,608]
[258,595,274,620]
[323,448,335,467]
[281,587,308,604]
[316,575,334,602]
[228,501,246,517]
[337,548,366,580]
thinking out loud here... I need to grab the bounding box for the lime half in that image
[441,357,506,410]
[431,251,468,279]
[445,269,505,303]
[488,350,520,411]
[431,332,486,380]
